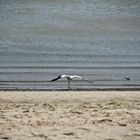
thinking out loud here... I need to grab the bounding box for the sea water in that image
[0,0,140,90]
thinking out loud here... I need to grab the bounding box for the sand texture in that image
[0,91,140,140]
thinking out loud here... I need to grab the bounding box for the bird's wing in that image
[72,75,93,83]
[82,78,93,83]
[72,75,82,79]
[50,75,62,82]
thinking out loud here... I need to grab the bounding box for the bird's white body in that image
[50,74,92,89]
[61,74,82,79]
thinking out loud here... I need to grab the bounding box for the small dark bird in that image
[50,74,93,89]
[124,77,131,80]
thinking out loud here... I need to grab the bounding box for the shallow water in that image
[0,0,140,90]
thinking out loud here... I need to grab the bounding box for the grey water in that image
[0,0,140,90]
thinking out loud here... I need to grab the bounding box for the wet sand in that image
[0,91,140,140]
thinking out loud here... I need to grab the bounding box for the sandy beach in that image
[0,91,140,140]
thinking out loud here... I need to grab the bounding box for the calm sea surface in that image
[0,0,140,90]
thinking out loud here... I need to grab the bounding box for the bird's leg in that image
[68,79,70,89]
[67,78,71,89]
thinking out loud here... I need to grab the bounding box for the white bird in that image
[50,74,93,89]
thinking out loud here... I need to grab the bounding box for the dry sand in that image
[0,91,140,140]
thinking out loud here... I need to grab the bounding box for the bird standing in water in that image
[50,74,93,89]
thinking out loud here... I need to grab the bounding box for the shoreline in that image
[0,87,140,91]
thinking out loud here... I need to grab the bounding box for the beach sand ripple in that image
[0,91,140,140]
